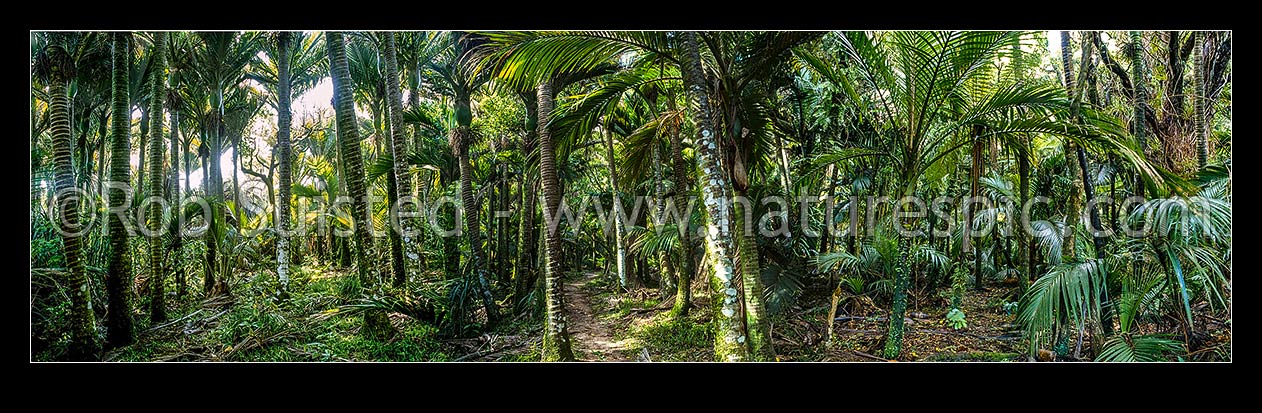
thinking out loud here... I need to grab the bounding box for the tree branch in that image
[1094,33,1134,100]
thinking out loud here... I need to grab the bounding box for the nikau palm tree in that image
[39,32,101,360]
[274,31,294,293]
[105,31,135,347]
[681,31,750,362]
[381,32,423,286]
[537,81,576,361]
[326,31,392,338]
[147,31,168,323]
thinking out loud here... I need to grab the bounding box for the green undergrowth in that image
[619,311,714,361]
[110,263,452,362]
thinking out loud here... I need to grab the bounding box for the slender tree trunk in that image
[96,123,107,241]
[734,194,774,360]
[206,87,227,295]
[537,81,576,361]
[231,132,242,232]
[651,137,676,299]
[47,33,100,360]
[454,125,500,326]
[776,133,792,192]
[449,83,500,326]
[1131,31,1149,197]
[601,125,628,290]
[105,32,135,348]
[275,32,294,294]
[819,164,837,255]
[147,32,168,323]
[326,31,392,339]
[515,93,540,312]
[1193,32,1207,169]
[200,145,215,294]
[382,32,422,288]
[969,124,985,290]
[169,89,184,300]
[1059,31,1083,263]
[883,232,913,359]
[682,32,748,362]
[404,53,429,273]
[497,153,510,288]
[517,177,540,308]
[1076,31,1113,337]
[668,118,693,318]
[137,107,149,197]
[385,170,406,284]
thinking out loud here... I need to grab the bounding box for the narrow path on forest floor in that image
[564,271,631,362]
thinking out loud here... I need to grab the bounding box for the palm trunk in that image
[169,88,184,300]
[96,123,108,241]
[668,119,693,318]
[734,195,774,360]
[231,133,243,232]
[1077,31,1113,337]
[382,32,422,288]
[453,115,500,326]
[819,164,837,255]
[386,171,406,285]
[1193,32,1207,169]
[1060,31,1082,262]
[601,125,628,290]
[147,32,168,323]
[136,107,149,197]
[682,32,748,362]
[883,233,913,359]
[776,133,792,192]
[201,144,215,294]
[651,138,675,299]
[537,81,576,361]
[206,85,227,295]
[47,34,100,360]
[1131,31,1149,197]
[516,177,540,310]
[1019,144,1032,286]
[105,32,135,348]
[515,93,540,311]
[276,32,294,293]
[405,52,428,273]
[969,124,984,290]
[326,31,391,339]
[497,155,510,287]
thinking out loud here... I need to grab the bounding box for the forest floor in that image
[564,272,631,361]
[809,288,1027,361]
[571,272,1027,362]
[97,262,1035,362]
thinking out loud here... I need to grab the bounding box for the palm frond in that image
[1096,334,1183,362]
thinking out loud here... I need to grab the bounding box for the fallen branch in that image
[155,352,205,362]
[452,339,537,362]
[223,331,297,360]
[629,306,669,314]
[203,309,230,323]
[288,345,352,362]
[145,309,203,332]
